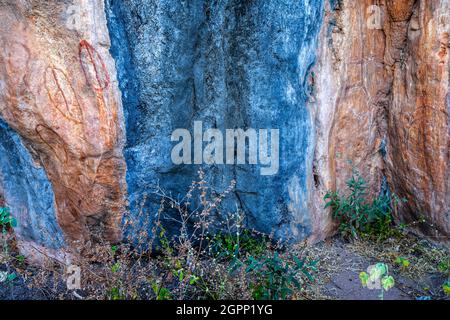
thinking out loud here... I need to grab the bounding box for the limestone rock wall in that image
[0,0,127,256]
[106,0,325,241]
[0,0,447,260]
[385,0,449,240]
[312,0,449,242]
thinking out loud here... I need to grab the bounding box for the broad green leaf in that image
[443,282,450,296]
[372,263,387,277]
[189,275,199,285]
[359,272,369,287]
[381,276,395,291]
[7,273,17,282]
[111,262,120,273]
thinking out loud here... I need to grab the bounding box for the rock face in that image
[0,178,4,206]
[106,0,324,240]
[0,118,64,247]
[312,0,449,242]
[385,0,450,241]
[0,0,448,261]
[0,0,127,258]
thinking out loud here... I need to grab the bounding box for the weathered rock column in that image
[385,0,449,241]
[0,0,447,262]
[0,0,127,260]
[312,0,449,242]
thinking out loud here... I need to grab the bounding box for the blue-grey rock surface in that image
[0,119,64,249]
[106,0,324,240]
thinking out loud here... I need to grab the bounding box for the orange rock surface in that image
[0,1,127,248]
[312,0,449,242]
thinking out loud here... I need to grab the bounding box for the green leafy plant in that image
[111,245,118,255]
[437,260,450,273]
[208,229,269,262]
[0,271,16,283]
[359,262,395,300]
[436,258,450,297]
[108,285,126,300]
[1,207,17,261]
[151,281,172,300]
[245,252,316,300]
[16,255,25,264]
[324,169,403,239]
[0,207,16,232]
[394,256,411,269]
[443,281,450,296]
[111,262,121,273]
[359,263,395,300]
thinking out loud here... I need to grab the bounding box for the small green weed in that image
[359,263,395,300]
[244,252,316,300]
[324,169,404,240]
[0,207,16,232]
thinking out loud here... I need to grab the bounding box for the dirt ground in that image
[1,235,449,300]
[302,237,449,300]
[322,243,411,300]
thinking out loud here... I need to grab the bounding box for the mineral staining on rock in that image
[384,0,450,240]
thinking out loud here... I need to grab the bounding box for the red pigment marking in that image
[79,40,118,149]
[35,124,69,164]
[44,66,83,124]
[79,40,110,91]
